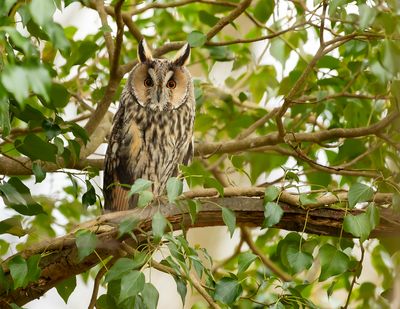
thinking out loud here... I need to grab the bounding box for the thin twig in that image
[319,0,328,45]
[88,256,120,309]
[96,0,115,62]
[151,259,221,309]
[84,0,125,137]
[110,0,124,79]
[241,227,293,282]
[205,22,307,46]
[121,242,221,309]
[212,237,244,272]
[129,0,237,16]
[206,0,252,41]
[344,241,365,308]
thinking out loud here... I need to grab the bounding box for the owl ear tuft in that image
[173,43,191,66]
[138,39,153,63]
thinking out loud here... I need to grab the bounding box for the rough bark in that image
[0,196,399,307]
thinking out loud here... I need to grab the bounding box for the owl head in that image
[127,39,193,111]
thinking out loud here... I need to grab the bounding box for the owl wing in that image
[182,139,194,166]
[103,105,140,211]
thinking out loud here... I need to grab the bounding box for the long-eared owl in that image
[103,40,195,211]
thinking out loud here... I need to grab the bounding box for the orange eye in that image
[167,79,176,89]
[144,77,153,87]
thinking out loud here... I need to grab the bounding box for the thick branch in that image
[0,156,103,175]
[1,111,397,175]
[0,195,399,307]
[195,111,399,156]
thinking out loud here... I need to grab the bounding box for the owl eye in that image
[166,79,176,89]
[144,77,153,87]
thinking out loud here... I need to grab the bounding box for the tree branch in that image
[195,111,399,156]
[95,0,114,62]
[206,0,252,41]
[0,194,398,307]
[83,0,125,138]
[241,226,293,282]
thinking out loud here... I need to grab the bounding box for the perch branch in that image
[0,194,398,306]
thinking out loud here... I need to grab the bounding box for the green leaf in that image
[16,134,57,162]
[141,282,159,309]
[221,207,236,237]
[174,276,187,305]
[366,203,380,230]
[0,217,26,237]
[119,271,145,303]
[45,23,70,52]
[96,294,117,309]
[0,0,18,16]
[299,194,318,206]
[343,213,371,241]
[66,40,97,68]
[318,244,350,281]
[42,119,61,140]
[254,0,275,23]
[0,182,26,206]
[3,27,36,56]
[286,248,313,274]
[24,255,41,285]
[187,199,200,224]
[99,25,112,33]
[263,202,283,227]
[0,178,45,216]
[166,177,183,203]
[56,276,77,303]
[25,65,51,101]
[348,183,374,208]
[49,83,70,108]
[29,0,55,26]
[129,179,152,196]
[237,252,257,274]
[214,277,242,305]
[316,55,341,69]
[105,258,136,283]
[358,4,377,30]
[82,180,96,207]
[108,254,147,284]
[118,217,140,238]
[0,98,11,137]
[270,39,287,65]
[32,162,46,183]
[187,31,207,47]
[1,65,29,103]
[0,266,10,293]
[9,255,27,289]
[382,40,400,75]
[137,191,154,208]
[152,211,167,242]
[264,186,280,202]
[204,177,224,196]
[391,80,400,111]
[68,122,89,144]
[75,229,98,262]
[198,10,219,27]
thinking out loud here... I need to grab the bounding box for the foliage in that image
[0,0,399,308]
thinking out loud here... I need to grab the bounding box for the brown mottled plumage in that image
[103,40,195,211]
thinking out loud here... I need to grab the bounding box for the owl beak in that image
[157,88,162,102]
